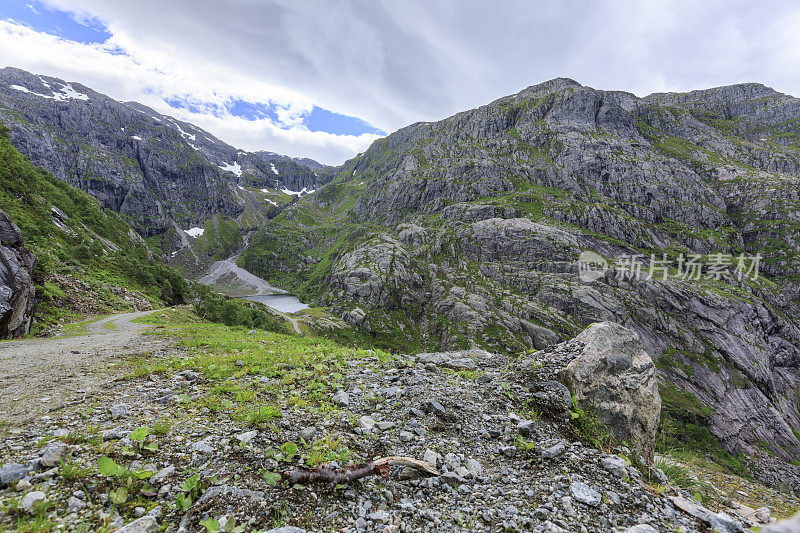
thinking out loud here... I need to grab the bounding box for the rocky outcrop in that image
[557,322,661,461]
[0,210,36,339]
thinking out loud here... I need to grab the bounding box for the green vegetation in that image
[193,286,286,334]
[657,383,750,478]
[569,396,614,450]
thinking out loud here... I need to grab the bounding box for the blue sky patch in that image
[0,0,110,44]
[164,95,385,136]
[305,106,385,136]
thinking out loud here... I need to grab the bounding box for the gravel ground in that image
[0,310,166,428]
[0,315,791,532]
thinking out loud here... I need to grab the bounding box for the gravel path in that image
[0,310,166,428]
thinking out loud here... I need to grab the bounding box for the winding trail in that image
[0,310,168,428]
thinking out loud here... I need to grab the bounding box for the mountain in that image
[240,78,800,488]
[0,67,332,271]
[0,122,190,332]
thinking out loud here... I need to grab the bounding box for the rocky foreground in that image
[0,316,797,532]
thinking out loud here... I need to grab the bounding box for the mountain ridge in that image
[239,76,800,489]
[0,66,333,272]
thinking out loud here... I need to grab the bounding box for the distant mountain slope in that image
[0,67,332,269]
[0,121,189,332]
[240,78,800,488]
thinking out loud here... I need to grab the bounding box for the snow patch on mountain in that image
[219,161,242,176]
[270,163,279,175]
[184,227,205,238]
[281,186,314,196]
[10,83,89,101]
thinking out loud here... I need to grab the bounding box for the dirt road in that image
[0,310,169,428]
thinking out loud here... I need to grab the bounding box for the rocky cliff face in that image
[0,67,330,267]
[0,210,35,339]
[241,78,800,486]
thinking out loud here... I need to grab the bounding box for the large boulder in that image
[0,209,36,338]
[558,322,661,461]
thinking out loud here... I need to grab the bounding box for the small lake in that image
[244,294,309,314]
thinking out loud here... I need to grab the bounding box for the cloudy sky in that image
[1,0,799,164]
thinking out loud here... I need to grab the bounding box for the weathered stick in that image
[284,455,439,485]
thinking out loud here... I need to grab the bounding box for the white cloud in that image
[3,1,800,164]
[0,18,377,164]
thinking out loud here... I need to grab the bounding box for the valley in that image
[2,66,800,531]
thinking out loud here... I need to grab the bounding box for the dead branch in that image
[283,455,438,486]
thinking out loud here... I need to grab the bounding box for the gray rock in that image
[0,463,34,487]
[558,322,661,461]
[151,465,174,483]
[191,441,213,454]
[423,449,441,467]
[110,403,129,419]
[530,380,573,417]
[66,496,86,513]
[601,455,628,477]
[624,526,658,533]
[0,209,36,339]
[236,430,258,443]
[760,511,800,532]
[114,516,159,533]
[299,427,317,441]
[756,507,772,523]
[569,481,601,507]
[264,528,307,533]
[358,416,376,430]
[422,399,448,418]
[21,491,46,511]
[40,440,69,467]
[332,390,350,407]
[541,442,566,459]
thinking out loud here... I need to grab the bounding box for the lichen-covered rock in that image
[0,209,36,339]
[558,322,661,461]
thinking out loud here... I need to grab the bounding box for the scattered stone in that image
[358,415,376,430]
[236,430,258,444]
[66,496,86,513]
[601,455,628,477]
[541,441,566,459]
[40,440,69,467]
[756,507,772,523]
[114,516,159,533]
[151,465,174,483]
[332,390,350,407]
[422,399,447,418]
[21,491,46,512]
[0,463,33,487]
[570,481,601,507]
[110,403,129,419]
[299,426,317,441]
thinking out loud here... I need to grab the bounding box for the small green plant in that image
[654,458,699,489]
[569,396,614,450]
[59,458,91,480]
[175,473,205,512]
[261,470,282,486]
[515,434,536,454]
[200,517,246,533]
[150,416,173,435]
[130,426,158,452]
